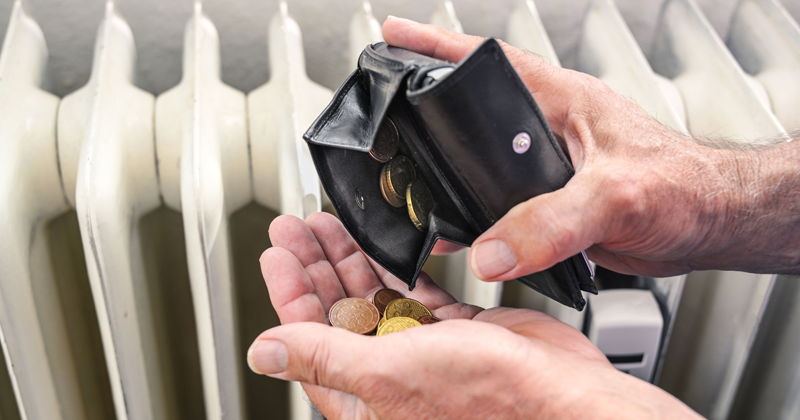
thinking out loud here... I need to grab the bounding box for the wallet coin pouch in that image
[304,39,596,310]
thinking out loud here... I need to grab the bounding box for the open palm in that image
[250,213,695,419]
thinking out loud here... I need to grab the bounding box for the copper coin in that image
[328,298,380,335]
[369,118,400,163]
[418,315,442,324]
[406,180,434,231]
[376,317,421,336]
[373,288,405,315]
[384,298,432,321]
[380,156,416,208]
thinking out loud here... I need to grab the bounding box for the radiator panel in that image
[0,2,91,419]
[156,4,251,418]
[724,0,800,130]
[576,0,687,131]
[614,1,785,419]
[0,1,798,420]
[229,204,288,420]
[58,3,167,419]
[247,4,332,419]
[349,1,383,67]
[137,208,206,420]
[646,0,784,139]
[731,275,800,420]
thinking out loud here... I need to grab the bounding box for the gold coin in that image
[406,180,434,231]
[373,288,405,315]
[380,156,416,208]
[369,118,400,163]
[328,298,381,335]
[378,316,386,329]
[384,298,432,321]
[376,317,421,336]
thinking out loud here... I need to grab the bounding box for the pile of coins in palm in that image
[370,118,434,232]
[328,288,441,336]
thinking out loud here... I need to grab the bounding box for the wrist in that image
[560,365,703,420]
[702,141,800,273]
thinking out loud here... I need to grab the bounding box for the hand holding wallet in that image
[303,39,596,310]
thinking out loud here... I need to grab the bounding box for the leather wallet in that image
[303,39,596,310]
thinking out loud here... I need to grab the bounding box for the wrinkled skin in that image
[250,212,702,420]
[382,19,800,280]
[247,16,800,420]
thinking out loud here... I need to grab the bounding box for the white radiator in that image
[0,0,798,419]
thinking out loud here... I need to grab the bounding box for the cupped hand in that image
[383,17,757,279]
[248,213,701,420]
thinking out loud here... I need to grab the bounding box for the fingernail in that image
[247,340,288,375]
[472,240,517,279]
[385,15,413,24]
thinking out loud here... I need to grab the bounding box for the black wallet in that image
[303,39,596,310]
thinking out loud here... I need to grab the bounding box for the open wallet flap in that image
[304,39,596,310]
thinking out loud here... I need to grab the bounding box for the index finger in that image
[268,215,347,311]
[260,246,327,325]
[306,213,459,310]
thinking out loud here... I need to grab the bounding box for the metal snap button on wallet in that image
[303,39,596,310]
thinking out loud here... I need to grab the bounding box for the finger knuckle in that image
[581,73,613,95]
[600,168,646,217]
[573,74,619,115]
[550,220,581,258]
[350,351,407,400]
[303,338,335,387]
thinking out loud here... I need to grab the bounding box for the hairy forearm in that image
[704,137,800,273]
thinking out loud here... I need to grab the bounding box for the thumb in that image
[468,179,602,282]
[247,322,384,394]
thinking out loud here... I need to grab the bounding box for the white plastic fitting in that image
[587,289,664,381]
